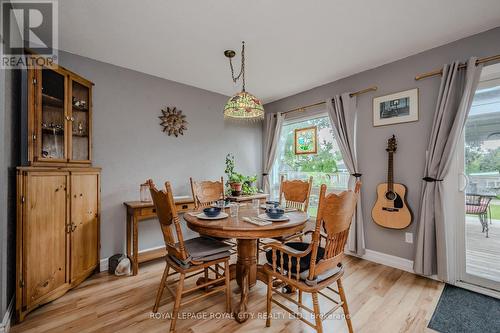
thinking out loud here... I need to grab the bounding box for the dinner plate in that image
[196,212,229,220]
[258,213,290,222]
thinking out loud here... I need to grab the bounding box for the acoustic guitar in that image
[372,135,412,229]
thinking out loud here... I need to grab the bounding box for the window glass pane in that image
[270,115,348,216]
[41,69,65,159]
[464,64,500,282]
[72,81,90,161]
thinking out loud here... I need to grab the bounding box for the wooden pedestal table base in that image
[184,205,309,324]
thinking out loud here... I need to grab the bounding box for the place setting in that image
[259,200,298,213]
[186,200,242,220]
[242,201,291,226]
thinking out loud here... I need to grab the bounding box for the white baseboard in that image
[99,245,166,272]
[347,249,415,274]
[0,297,14,333]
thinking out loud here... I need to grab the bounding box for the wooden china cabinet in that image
[16,55,101,321]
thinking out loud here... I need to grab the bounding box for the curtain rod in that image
[415,54,500,81]
[276,85,378,117]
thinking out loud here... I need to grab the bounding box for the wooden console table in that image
[123,193,268,275]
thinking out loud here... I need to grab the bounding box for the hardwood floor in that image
[11,255,444,333]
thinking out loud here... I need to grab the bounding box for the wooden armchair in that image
[148,179,232,333]
[190,177,225,209]
[263,182,361,333]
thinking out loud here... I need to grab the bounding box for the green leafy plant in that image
[224,154,259,195]
[225,153,235,179]
[229,172,245,184]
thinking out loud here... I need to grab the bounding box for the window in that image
[270,114,348,217]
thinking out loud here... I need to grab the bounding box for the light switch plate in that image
[405,232,413,244]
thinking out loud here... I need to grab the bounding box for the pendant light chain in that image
[229,41,246,92]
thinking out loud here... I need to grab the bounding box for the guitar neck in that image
[387,152,394,192]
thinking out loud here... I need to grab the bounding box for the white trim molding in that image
[348,249,415,273]
[100,245,166,273]
[456,281,500,300]
[0,297,14,333]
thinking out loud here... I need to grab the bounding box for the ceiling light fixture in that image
[223,41,264,121]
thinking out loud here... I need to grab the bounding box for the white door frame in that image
[451,133,500,298]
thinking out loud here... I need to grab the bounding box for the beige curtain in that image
[262,113,284,193]
[414,57,482,280]
[326,94,365,255]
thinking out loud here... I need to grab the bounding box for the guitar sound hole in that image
[385,191,397,201]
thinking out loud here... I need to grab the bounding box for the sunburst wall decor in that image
[159,107,188,137]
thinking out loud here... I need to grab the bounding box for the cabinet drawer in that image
[138,203,194,216]
[176,202,194,213]
[140,207,157,217]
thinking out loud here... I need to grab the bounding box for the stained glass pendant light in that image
[223,42,264,121]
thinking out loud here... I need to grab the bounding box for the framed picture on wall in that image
[373,88,419,126]
[294,126,318,155]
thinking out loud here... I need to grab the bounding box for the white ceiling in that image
[59,0,500,103]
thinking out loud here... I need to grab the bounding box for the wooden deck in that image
[466,217,500,282]
[11,255,443,333]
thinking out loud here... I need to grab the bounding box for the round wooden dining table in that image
[184,204,309,322]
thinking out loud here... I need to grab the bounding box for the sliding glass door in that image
[456,63,500,292]
[269,114,347,217]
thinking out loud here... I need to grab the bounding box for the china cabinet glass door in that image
[69,79,91,162]
[39,68,67,161]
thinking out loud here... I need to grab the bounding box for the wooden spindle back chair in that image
[307,182,360,280]
[190,177,225,209]
[190,176,237,251]
[147,179,232,333]
[264,182,361,333]
[147,179,188,261]
[259,176,313,249]
[279,175,313,212]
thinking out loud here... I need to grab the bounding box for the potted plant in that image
[229,173,244,196]
[241,175,258,195]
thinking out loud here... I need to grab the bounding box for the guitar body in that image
[372,183,412,229]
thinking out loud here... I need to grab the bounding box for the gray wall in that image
[57,51,262,258]
[0,65,21,319]
[265,26,500,261]
[0,51,6,321]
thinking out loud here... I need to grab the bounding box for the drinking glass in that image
[140,183,151,202]
[217,199,225,209]
[252,199,260,209]
[229,203,239,217]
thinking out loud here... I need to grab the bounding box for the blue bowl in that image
[265,201,280,208]
[203,207,221,218]
[266,208,285,219]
